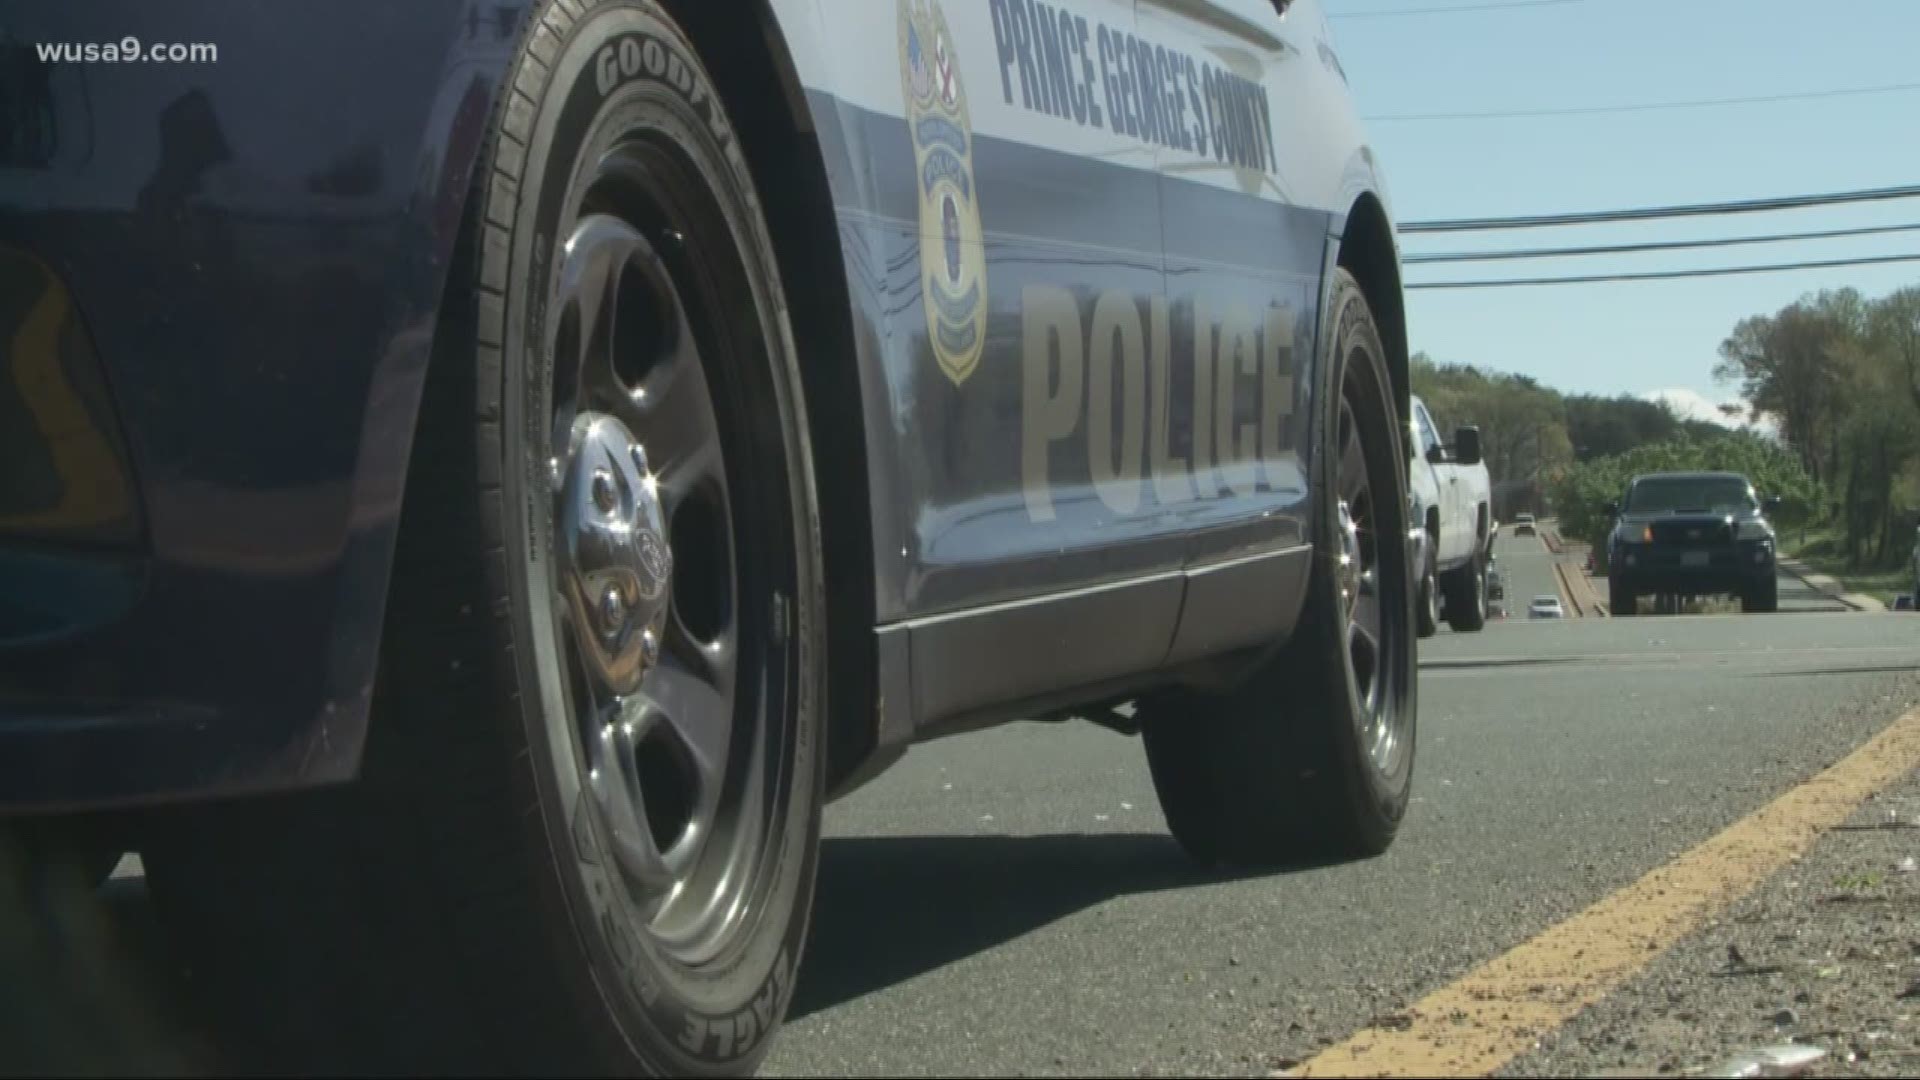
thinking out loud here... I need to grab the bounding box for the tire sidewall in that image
[1312,273,1417,816]
[1471,557,1487,622]
[1420,557,1440,636]
[489,3,824,1070]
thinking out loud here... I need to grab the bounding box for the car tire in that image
[1743,576,1778,614]
[1609,575,1635,617]
[1440,552,1486,632]
[143,4,828,1075]
[1415,549,1440,638]
[1138,270,1417,866]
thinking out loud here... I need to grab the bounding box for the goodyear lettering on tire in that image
[590,32,732,147]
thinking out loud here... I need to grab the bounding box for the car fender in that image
[0,1,541,810]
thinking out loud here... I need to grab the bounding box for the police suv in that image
[1,0,1416,1073]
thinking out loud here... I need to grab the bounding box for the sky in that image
[1324,0,1920,423]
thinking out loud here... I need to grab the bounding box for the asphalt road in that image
[1487,529,1561,622]
[1767,567,1857,613]
[10,597,1916,1077]
[764,610,1920,1077]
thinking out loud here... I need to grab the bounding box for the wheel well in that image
[1337,194,1410,438]
[659,0,879,795]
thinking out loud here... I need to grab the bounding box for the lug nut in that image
[600,585,626,630]
[592,469,617,513]
[640,627,660,667]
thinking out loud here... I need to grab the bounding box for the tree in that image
[1412,355,1572,517]
[1872,286,1920,413]
[1714,289,1868,485]
[1716,283,1920,568]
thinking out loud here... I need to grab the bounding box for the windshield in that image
[1624,477,1756,515]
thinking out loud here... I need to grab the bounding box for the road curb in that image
[1776,556,1882,612]
[1550,560,1583,617]
[1534,522,1607,618]
[1552,557,1608,618]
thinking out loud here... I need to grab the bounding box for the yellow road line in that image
[1297,703,1920,1078]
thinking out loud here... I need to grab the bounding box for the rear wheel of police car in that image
[1138,270,1417,865]
[143,4,826,1075]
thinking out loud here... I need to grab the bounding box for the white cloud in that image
[1644,388,1741,428]
[1641,388,1781,437]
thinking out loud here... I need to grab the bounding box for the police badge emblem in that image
[898,0,988,387]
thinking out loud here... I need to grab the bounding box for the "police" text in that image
[1022,285,1299,521]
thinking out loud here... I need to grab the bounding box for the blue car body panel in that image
[0,1,532,809]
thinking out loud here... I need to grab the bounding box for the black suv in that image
[1607,471,1782,615]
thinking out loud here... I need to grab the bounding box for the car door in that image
[848,0,1185,727]
[1412,399,1462,560]
[1132,0,1330,661]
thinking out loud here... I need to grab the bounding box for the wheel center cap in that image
[1336,499,1362,605]
[561,412,673,696]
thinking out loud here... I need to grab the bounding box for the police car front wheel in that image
[142,4,826,1076]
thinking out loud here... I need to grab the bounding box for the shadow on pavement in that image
[789,831,1321,1020]
[0,846,216,1077]
[5,831,1332,1069]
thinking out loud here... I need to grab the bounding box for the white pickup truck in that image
[1409,395,1494,635]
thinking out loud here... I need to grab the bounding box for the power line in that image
[1400,184,1920,234]
[1367,80,1920,122]
[1330,0,1582,18]
[1404,222,1920,264]
[1407,252,1920,289]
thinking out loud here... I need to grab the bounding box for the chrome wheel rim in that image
[540,157,769,965]
[1334,358,1411,778]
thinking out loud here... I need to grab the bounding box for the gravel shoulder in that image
[1500,761,1920,1078]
